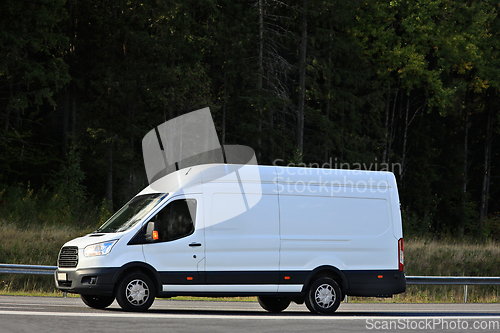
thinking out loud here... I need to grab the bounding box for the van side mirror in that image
[145,221,158,241]
[127,221,158,245]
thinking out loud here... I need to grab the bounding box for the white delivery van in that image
[55,164,405,314]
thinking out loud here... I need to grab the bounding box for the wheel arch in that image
[302,265,349,296]
[111,262,161,296]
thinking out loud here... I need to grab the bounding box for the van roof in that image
[138,163,394,196]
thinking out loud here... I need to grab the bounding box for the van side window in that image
[151,199,196,242]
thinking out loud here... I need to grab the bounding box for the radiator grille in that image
[58,246,78,268]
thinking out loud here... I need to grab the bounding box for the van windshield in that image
[96,193,167,233]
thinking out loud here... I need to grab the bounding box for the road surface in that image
[0,295,499,332]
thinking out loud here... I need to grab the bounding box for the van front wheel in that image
[305,277,341,314]
[80,294,115,309]
[258,296,291,313]
[116,272,156,312]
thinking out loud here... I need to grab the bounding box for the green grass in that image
[1,220,499,302]
[405,237,500,277]
[0,290,80,297]
[0,221,93,266]
[0,220,94,293]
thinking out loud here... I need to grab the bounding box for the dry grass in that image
[0,221,94,265]
[404,238,500,277]
[0,220,95,293]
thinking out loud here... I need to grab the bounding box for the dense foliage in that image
[0,0,499,239]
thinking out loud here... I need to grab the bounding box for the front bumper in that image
[54,267,119,296]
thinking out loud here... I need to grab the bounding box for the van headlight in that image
[84,240,118,257]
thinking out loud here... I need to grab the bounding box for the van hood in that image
[63,232,124,249]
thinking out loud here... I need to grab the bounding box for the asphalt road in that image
[0,295,499,333]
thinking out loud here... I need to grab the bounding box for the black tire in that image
[305,277,341,315]
[115,272,156,312]
[258,296,291,313]
[80,294,115,309]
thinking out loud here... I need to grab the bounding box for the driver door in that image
[142,194,205,292]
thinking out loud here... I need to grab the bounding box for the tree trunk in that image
[340,101,344,162]
[383,82,390,164]
[257,0,264,161]
[222,51,227,145]
[385,79,401,165]
[269,109,274,161]
[324,51,331,164]
[67,0,77,143]
[388,80,400,166]
[72,83,77,136]
[297,0,307,159]
[106,141,114,211]
[401,97,409,182]
[479,106,493,229]
[168,61,175,121]
[459,103,469,237]
[63,88,69,155]
[4,79,13,133]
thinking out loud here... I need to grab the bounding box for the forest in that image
[0,0,499,239]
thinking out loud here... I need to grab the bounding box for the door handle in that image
[189,242,202,247]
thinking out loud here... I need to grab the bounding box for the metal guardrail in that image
[2,265,499,303]
[0,264,57,276]
[0,264,66,297]
[406,276,500,285]
[405,275,500,303]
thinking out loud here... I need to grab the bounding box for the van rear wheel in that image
[81,294,115,309]
[116,272,155,312]
[258,296,291,313]
[305,277,341,314]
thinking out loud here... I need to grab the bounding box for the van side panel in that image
[278,192,396,272]
[276,167,404,296]
[280,196,390,237]
[203,181,280,289]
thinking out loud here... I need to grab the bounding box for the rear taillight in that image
[398,238,404,271]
